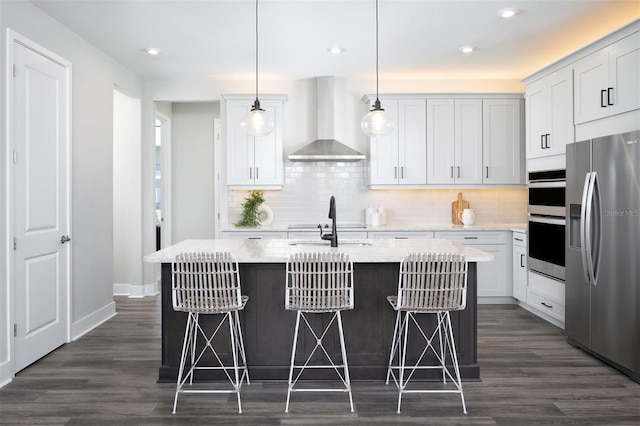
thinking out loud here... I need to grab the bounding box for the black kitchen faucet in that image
[320,195,338,247]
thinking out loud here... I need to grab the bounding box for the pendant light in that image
[240,0,275,137]
[361,0,394,137]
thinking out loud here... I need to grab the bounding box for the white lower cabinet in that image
[526,271,565,327]
[434,231,511,302]
[220,231,287,239]
[288,230,368,240]
[512,232,528,302]
[367,231,434,239]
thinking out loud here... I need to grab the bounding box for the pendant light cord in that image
[375,0,379,102]
[254,0,259,102]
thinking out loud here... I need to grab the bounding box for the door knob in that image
[60,235,71,244]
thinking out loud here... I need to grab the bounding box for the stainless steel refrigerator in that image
[566,130,640,383]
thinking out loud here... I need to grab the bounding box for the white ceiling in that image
[30,0,640,82]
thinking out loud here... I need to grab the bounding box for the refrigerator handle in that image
[584,172,598,286]
[590,172,602,285]
[580,172,592,284]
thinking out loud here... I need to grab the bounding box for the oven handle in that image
[527,215,566,226]
[528,181,566,188]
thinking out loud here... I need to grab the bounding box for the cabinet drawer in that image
[512,231,527,248]
[527,288,565,321]
[528,271,564,304]
[435,231,507,244]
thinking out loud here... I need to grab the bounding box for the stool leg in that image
[233,310,250,385]
[228,312,242,414]
[437,312,447,384]
[173,312,195,414]
[397,311,411,414]
[285,310,302,413]
[386,309,402,385]
[444,312,467,414]
[336,311,354,412]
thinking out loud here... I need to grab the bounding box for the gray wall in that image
[0,0,142,384]
[171,102,220,242]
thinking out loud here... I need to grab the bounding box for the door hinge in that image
[14,324,17,337]
[13,237,17,250]
[13,150,17,164]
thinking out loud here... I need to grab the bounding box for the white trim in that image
[5,29,73,374]
[155,111,172,248]
[214,118,221,238]
[0,360,12,388]
[70,302,117,341]
[113,282,159,298]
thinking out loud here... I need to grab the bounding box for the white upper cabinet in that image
[225,97,285,188]
[483,99,524,184]
[427,99,482,184]
[369,99,427,185]
[574,32,640,124]
[526,67,573,159]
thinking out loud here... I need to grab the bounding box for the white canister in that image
[377,207,387,225]
[365,207,376,226]
[371,212,383,227]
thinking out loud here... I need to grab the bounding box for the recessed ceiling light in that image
[327,46,346,55]
[460,46,475,54]
[498,8,520,18]
[146,48,161,56]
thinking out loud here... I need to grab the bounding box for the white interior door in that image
[11,38,70,372]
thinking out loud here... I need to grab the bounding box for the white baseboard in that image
[0,359,12,389]
[113,282,159,298]
[71,301,117,341]
[478,296,516,305]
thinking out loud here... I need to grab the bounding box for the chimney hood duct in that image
[288,77,365,162]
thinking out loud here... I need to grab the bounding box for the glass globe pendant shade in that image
[361,100,395,137]
[240,99,275,137]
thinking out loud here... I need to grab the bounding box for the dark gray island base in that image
[158,261,479,382]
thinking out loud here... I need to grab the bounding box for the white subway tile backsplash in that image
[228,161,527,227]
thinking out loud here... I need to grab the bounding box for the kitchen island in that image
[145,238,493,382]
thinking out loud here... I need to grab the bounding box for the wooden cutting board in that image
[452,192,469,225]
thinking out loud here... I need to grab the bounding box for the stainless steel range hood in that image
[288,77,365,162]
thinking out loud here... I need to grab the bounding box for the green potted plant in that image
[234,190,265,227]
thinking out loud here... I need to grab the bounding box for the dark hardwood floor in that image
[1,296,638,425]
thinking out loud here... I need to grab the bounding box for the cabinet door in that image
[455,99,483,184]
[226,101,255,185]
[426,99,455,184]
[574,49,609,124]
[253,100,284,185]
[609,33,640,116]
[513,244,527,302]
[474,243,510,298]
[526,79,548,159]
[369,100,400,185]
[546,68,573,156]
[482,99,523,184]
[398,99,427,184]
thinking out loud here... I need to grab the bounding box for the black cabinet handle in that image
[463,236,478,240]
[607,87,614,106]
[457,166,461,178]
[541,302,553,309]
[541,134,545,149]
[450,166,454,178]
[601,89,607,107]
[520,254,525,268]
[545,134,551,149]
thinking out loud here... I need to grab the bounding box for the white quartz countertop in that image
[223,223,527,233]
[144,238,494,264]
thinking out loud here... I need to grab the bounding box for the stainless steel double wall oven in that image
[527,169,566,281]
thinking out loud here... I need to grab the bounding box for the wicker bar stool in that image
[171,252,249,414]
[284,252,355,413]
[386,253,468,414]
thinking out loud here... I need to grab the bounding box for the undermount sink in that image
[287,240,372,247]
